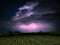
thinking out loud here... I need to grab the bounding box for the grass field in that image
[0,35,60,45]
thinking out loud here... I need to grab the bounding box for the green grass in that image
[0,35,60,45]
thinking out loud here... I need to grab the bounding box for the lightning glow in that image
[12,21,54,33]
[10,2,55,33]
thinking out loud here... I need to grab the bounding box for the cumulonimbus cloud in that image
[12,2,39,21]
[10,2,56,33]
[12,2,56,21]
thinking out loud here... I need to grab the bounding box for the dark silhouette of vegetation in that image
[0,31,60,37]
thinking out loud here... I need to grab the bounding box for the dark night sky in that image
[0,0,60,20]
[0,0,60,32]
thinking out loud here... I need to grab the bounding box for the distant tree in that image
[13,31,20,34]
[40,31,42,33]
[9,31,13,34]
[38,31,42,34]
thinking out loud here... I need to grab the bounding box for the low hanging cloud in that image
[12,2,56,21]
[12,2,39,21]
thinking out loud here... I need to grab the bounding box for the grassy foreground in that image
[0,35,60,45]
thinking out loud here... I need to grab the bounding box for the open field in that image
[0,35,60,45]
